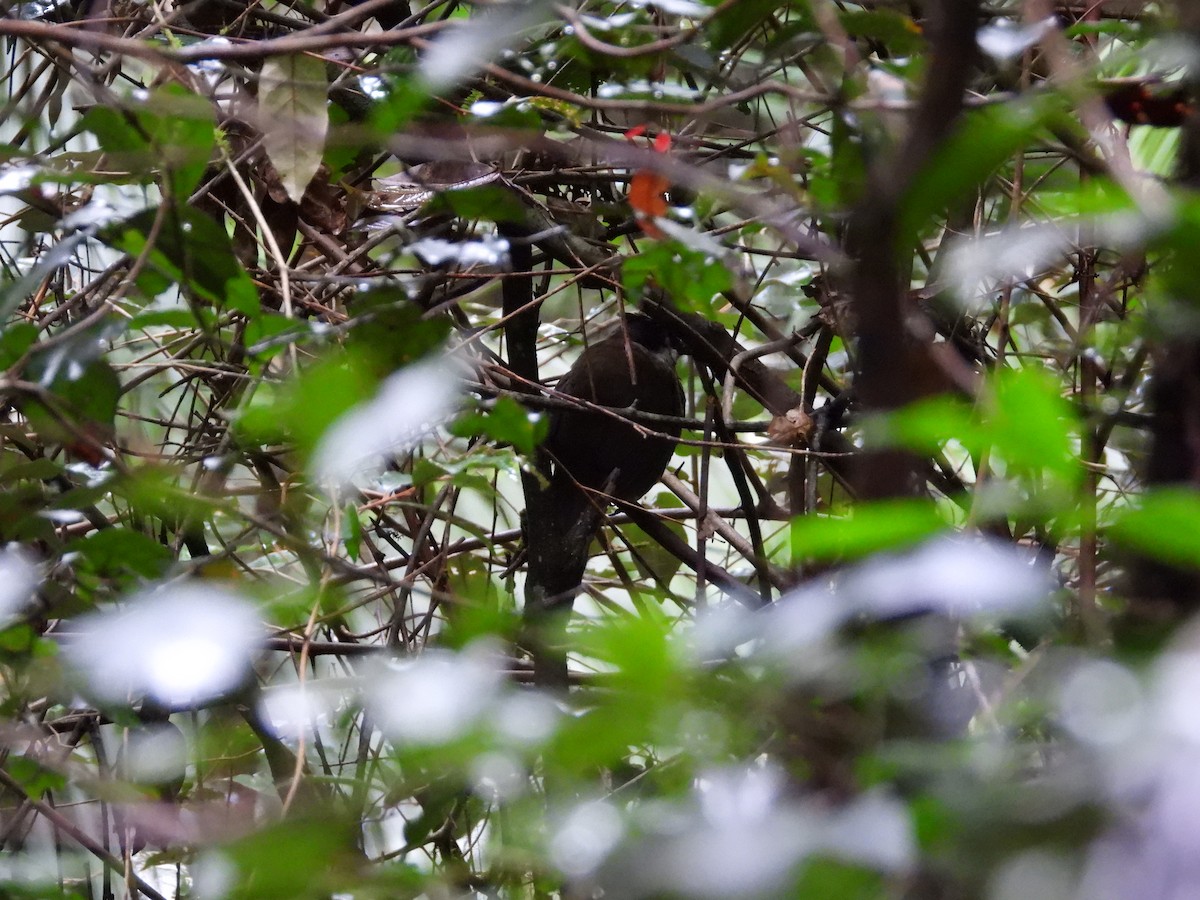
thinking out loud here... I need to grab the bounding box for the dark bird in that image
[523,312,685,686]
[543,312,685,512]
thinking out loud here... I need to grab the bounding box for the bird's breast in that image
[544,339,684,501]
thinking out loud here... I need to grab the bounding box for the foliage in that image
[0,1,1196,898]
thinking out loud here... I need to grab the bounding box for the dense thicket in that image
[0,2,1197,898]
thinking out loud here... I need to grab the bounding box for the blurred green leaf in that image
[0,459,64,485]
[450,396,547,455]
[24,356,121,448]
[584,611,678,696]
[6,756,66,794]
[368,77,432,134]
[985,366,1080,485]
[237,350,378,453]
[830,109,868,207]
[882,395,979,456]
[1035,177,1135,219]
[881,368,1079,493]
[420,184,528,223]
[840,9,924,55]
[465,102,545,130]
[342,501,363,562]
[411,457,447,489]
[344,289,452,372]
[0,624,39,655]
[791,499,946,563]
[80,84,216,199]
[113,465,222,530]
[219,818,360,900]
[899,97,1062,250]
[1109,488,1200,568]
[0,322,37,369]
[128,308,197,330]
[68,528,173,580]
[623,242,732,314]
[794,858,886,899]
[105,208,259,315]
[709,0,785,51]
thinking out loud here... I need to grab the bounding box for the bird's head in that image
[609,311,681,365]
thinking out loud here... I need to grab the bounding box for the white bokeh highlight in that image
[598,765,914,898]
[976,17,1056,62]
[311,356,461,490]
[366,643,504,745]
[65,583,263,707]
[420,1,553,89]
[0,545,39,628]
[697,535,1054,667]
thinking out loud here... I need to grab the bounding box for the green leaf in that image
[449,396,547,455]
[793,858,886,898]
[113,466,222,529]
[411,457,447,489]
[1149,197,1200,307]
[898,97,1062,250]
[343,289,452,372]
[368,77,432,135]
[0,322,38,370]
[582,611,677,696]
[790,499,946,563]
[80,84,216,199]
[881,367,1079,489]
[625,515,686,585]
[419,184,528,223]
[5,756,67,794]
[79,105,149,159]
[0,459,64,484]
[623,242,732,314]
[24,358,121,449]
[830,109,868,207]
[524,95,584,126]
[880,395,979,456]
[219,818,359,900]
[343,502,363,562]
[840,9,924,55]
[68,528,173,580]
[142,83,218,199]
[549,695,654,773]
[1035,177,1135,219]
[709,0,784,51]
[0,624,38,654]
[244,311,309,364]
[465,101,544,130]
[106,208,260,316]
[236,351,379,452]
[259,53,330,203]
[53,359,121,429]
[986,366,1080,485]
[128,308,197,330]
[1109,488,1200,569]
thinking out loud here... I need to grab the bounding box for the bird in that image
[522,312,684,688]
[543,311,684,517]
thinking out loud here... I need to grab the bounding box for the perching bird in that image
[522,312,684,687]
[543,312,684,518]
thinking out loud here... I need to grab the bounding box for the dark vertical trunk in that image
[845,0,981,499]
[1125,4,1200,623]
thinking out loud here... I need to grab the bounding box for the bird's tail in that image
[522,471,608,689]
